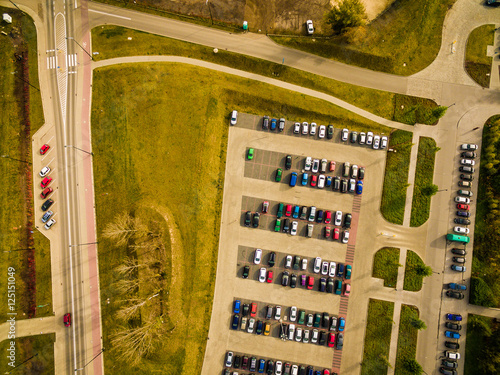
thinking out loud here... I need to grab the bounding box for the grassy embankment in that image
[372,247,400,288]
[465,25,495,88]
[394,305,421,374]
[403,251,426,292]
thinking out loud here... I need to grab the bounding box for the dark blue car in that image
[446,313,462,321]
[270,118,277,131]
[356,180,363,195]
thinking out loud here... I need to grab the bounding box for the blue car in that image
[356,180,363,195]
[231,314,240,330]
[270,118,277,131]
[301,173,309,186]
[448,283,467,291]
[289,172,298,187]
[292,205,300,219]
[258,359,266,373]
[326,176,332,187]
[446,313,463,321]
[338,317,345,332]
[233,299,241,314]
[445,330,460,339]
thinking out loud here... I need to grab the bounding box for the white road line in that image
[89,9,132,20]
[47,57,50,69]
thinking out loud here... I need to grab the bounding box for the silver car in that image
[373,135,380,149]
[341,128,349,142]
[312,159,320,173]
[313,257,321,273]
[366,131,374,145]
[44,218,56,230]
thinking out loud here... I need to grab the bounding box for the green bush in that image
[470,277,497,307]
[393,95,440,125]
[372,247,400,287]
[395,305,421,375]
[465,25,495,88]
[403,251,427,291]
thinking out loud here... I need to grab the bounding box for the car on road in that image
[453,226,469,234]
[448,283,466,291]
[445,322,462,330]
[446,313,463,321]
[318,125,326,138]
[445,331,460,339]
[247,148,254,160]
[293,122,300,134]
[461,143,478,151]
[39,166,50,177]
[63,313,72,327]
[40,144,50,155]
[44,219,56,230]
[291,221,298,236]
[41,176,52,188]
[40,187,53,199]
[446,291,464,299]
[41,199,54,211]
[306,20,314,34]
[451,265,466,272]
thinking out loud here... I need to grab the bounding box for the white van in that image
[230,110,238,125]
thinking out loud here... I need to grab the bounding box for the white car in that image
[381,136,388,149]
[303,329,310,343]
[330,317,338,331]
[304,156,312,171]
[307,224,313,238]
[311,329,319,343]
[341,128,349,142]
[290,306,297,321]
[295,327,303,342]
[288,324,295,340]
[285,255,293,268]
[366,131,374,145]
[275,305,282,320]
[321,261,329,275]
[351,164,358,179]
[230,110,238,125]
[39,166,50,177]
[460,159,475,166]
[247,318,255,333]
[329,262,337,277]
[258,267,266,282]
[225,351,233,367]
[318,175,326,189]
[306,20,314,35]
[291,365,299,375]
[275,361,283,375]
[290,221,298,236]
[342,230,350,244]
[313,257,321,273]
[455,196,470,204]
[318,125,326,138]
[44,218,56,230]
[460,144,478,151]
[312,159,320,173]
[310,122,317,135]
[359,132,366,144]
[254,248,262,264]
[348,178,356,192]
[293,122,301,134]
[445,351,461,360]
[301,258,308,271]
[335,211,342,226]
[302,122,309,135]
[454,226,470,234]
[373,135,380,149]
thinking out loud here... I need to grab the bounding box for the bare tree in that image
[115,257,153,278]
[113,278,139,295]
[102,212,148,246]
[116,293,160,321]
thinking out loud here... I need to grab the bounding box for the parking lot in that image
[201,112,388,375]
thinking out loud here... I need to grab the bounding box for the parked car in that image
[359,167,365,179]
[453,226,469,234]
[454,196,470,204]
[445,351,460,360]
[458,189,473,197]
[334,210,342,226]
[40,187,53,199]
[267,270,274,283]
[441,360,458,369]
[262,116,270,130]
[345,265,352,279]
[445,341,460,349]
[278,118,285,132]
[275,168,283,182]
[312,159,320,173]
[306,20,314,34]
[226,351,234,367]
[336,333,344,350]
[40,144,50,154]
[356,180,363,195]
[445,322,462,330]
[456,203,470,210]
[451,265,466,272]
[373,135,380,149]
[451,248,467,255]
[317,175,326,189]
[41,210,53,223]
[318,125,326,138]
[446,313,463,321]
[270,118,277,131]
[44,219,56,230]
[448,283,467,291]
[41,176,52,188]
[456,210,471,217]
[282,271,290,286]
[289,172,298,187]
[338,317,345,331]
[341,128,349,141]
[258,268,266,282]
[291,221,298,236]
[39,166,50,177]
[334,279,342,295]
[458,180,471,188]
[452,256,466,264]
[446,291,464,299]
[454,218,471,225]
[445,331,460,339]
[247,148,254,160]
[381,136,388,149]
[460,143,478,151]
[285,155,292,170]
[342,230,349,244]
[461,151,476,158]
[252,212,260,227]
[41,199,54,211]
[302,122,309,135]
[459,166,475,174]
[350,131,358,143]
[359,132,366,144]
[366,132,373,145]
[327,125,334,139]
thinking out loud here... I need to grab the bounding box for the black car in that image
[456,210,471,217]
[326,278,334,293]
[333,177,341,191]
[446,290,464,299]
[262,115,269,130]
[231,314,240,330]
[268,252,276,267]
[266,360,274,374]
[290,274,297,288]
[445,322,462,330]
[252,212,260,228]
[445,341,460,349]
[285,155,292,170]
[242,265,250,279]
[454,218,471,225]
[223,369,230,375]
[282,271,290,286]
[316,210,324,223]
[350,131,358,143]
[460,173,473,181]
[319,277,326,292]
[283,218,290,233]
[341,179,348,193]
[358,167,365,180]
[327,125,334,139]
[451,248,467,256]
[244,211,252,227]
[242,304,250,316]
[344,213,352,228]
[319,331,327,345]
[41,199,54,211]
[278,118,285,132]
[256,320,263,335]
[452,256,466,263]
[336,333,344,350]
[322,312,330,328]
[439,367,457,375]
[293,256,301,270]
[461,151,476,158]
[441,360,458,368]
[233,355,241,369]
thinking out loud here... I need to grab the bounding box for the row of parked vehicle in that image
[341,128,387,150]
[224,351,331,375]
[39,144,56,230]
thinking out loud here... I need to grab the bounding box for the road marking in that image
[47,56,57,69]
[89,9,132,20]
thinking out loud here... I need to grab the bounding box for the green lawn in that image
[403,250,425,291]
[361,299,394,375]
[394,305,421,374]
[0,334,55,374]
[465,25,495,88]
[410,137,438,227]
[92,62,385,373]
[91,26,440,125]
[372,247,400,288]
[271,0,456,75]
[464,315,500,375]
[380,130,413,224]
[0,7,50,321]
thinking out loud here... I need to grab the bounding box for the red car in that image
[40,144,50,155]
[456,204,470,210]
[307,276,314,290]
[41,176,52,188]
[323,370,331,375]
[310,175,318,187]
[324,211,332,224]
[40,187,53,199]
[285,204,292,217]
[333,228,340,240]
[329,161,336,172]
[327,332,335,347]
[266,270,273,283]
[325,226,331,238]
[250,303,257,317]
[63,313,71,327]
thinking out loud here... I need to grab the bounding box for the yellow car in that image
[264,322,271,336]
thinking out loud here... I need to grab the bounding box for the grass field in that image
[0,334,55,374]
[0,7,51,322]
[465,25,495,88]
[403,251,425,291]
[361,299,394,375]
[372,247,400,288]
[410,137,438,227]
[271,0,456,75]
[91,26,439,125]
[91,62,384,374]
[464,315,500,375]
[380,130,413,224]
[394,305,420,374]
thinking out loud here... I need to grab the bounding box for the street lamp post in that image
[66,37,94,61]
[3,248,35,253]
[65,145,93,156]
[1,155,31,165]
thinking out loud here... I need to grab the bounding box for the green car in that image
[275,168,283,182]
[274,219,281,232]
[247,148,254,160]
[334,279,342,295]
[298,310,306,325]
[345,265,352,280]
[277,203,284,218]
